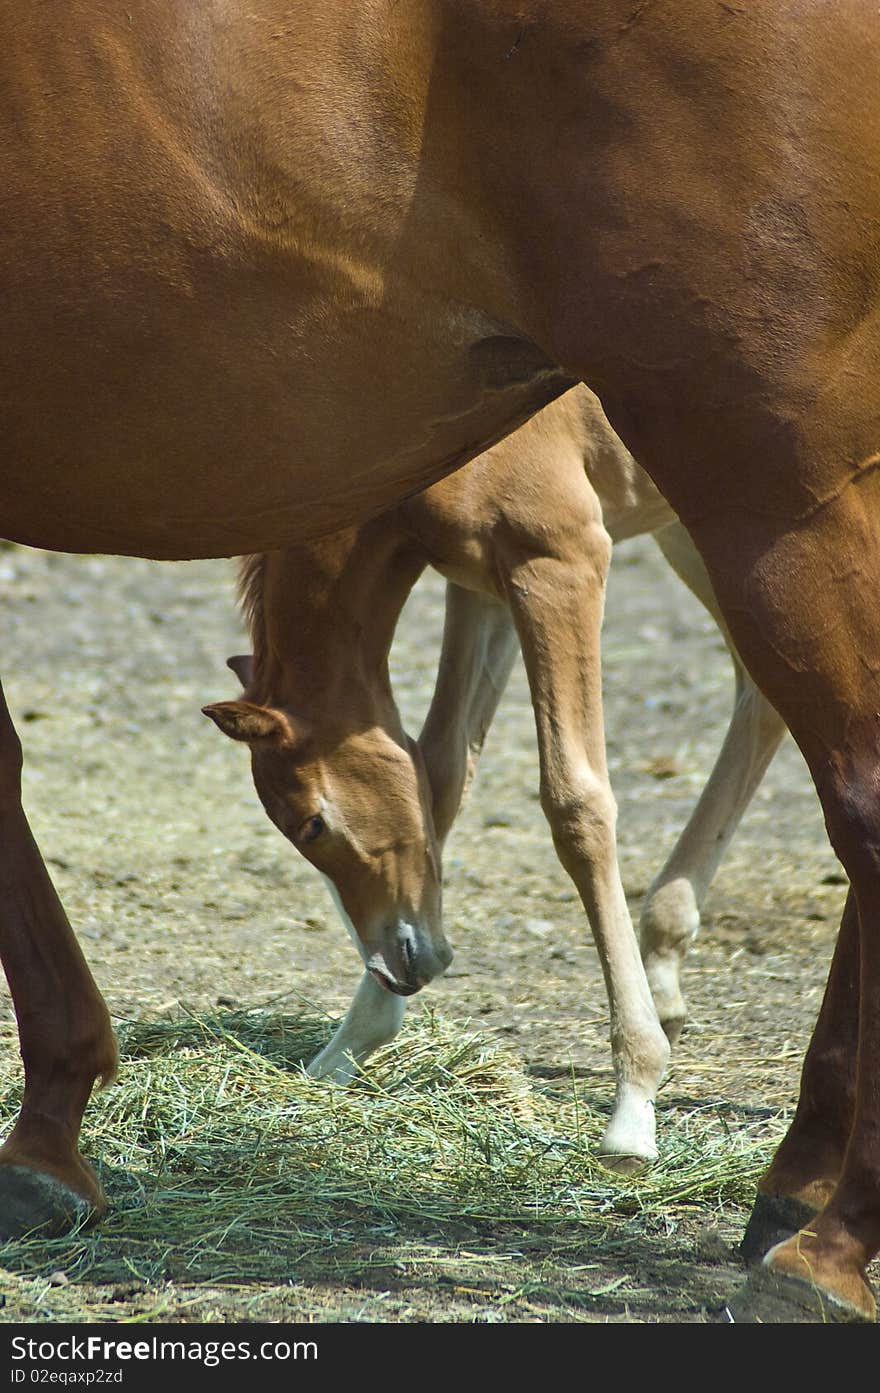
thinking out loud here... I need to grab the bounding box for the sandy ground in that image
[0,533,854,1322]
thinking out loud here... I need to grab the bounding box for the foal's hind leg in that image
[418,584,520,845]
[640,522,786,1040]
[0,679,117,1235]
[499,492,670,1169]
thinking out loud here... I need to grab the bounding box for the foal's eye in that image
[299,814,326,846]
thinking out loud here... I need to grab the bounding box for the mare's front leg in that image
[418,582,520,845]
[500,493,670,1170]
[306,971,407,1083]
[639,521,786,1040]
[0,678,117,1235]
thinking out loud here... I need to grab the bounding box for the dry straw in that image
[0,1007,782,1298]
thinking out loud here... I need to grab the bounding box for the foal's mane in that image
[236,553,268,678]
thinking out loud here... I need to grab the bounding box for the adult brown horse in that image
[1,1,879,1321]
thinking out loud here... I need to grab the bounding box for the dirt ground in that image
[0,533,856,1323]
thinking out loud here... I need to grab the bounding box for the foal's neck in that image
[248,520,426,721]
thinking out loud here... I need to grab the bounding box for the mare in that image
[204,385,786,1171]
[1,0,879,1319]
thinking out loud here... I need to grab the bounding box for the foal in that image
[205,386,786,1168]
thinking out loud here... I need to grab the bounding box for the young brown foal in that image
[205,385,787,1171]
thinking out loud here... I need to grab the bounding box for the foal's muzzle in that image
[366,921,453,995]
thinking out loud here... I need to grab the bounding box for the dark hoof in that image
[723,1265,875,1324]
[660,1014,686,1047]
[739,1193,819,1266]
[0,1165,99,1240]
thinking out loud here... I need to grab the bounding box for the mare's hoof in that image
[738,1194,818,1266]
[0,1165,99,1240]
[723,1264,875,1324]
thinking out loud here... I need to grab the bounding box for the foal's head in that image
[203,544,452,996]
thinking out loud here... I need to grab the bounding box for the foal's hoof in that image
[598,1119,654,1175]
[723,1264,875,1324]
[597,1150,652,1177]
[598,1108,660,1175]
[0,1165,101,1240]
[306,1049,358,1086]
[738,1194,819,1266]
[598,1094,658,1174]
[659,1013,686,1047]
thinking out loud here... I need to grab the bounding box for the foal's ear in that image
[201,700,291,745]
[226,654,254,689]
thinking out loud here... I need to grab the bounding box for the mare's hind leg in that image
[682,481,880,1321]
[0,678,117,1235]
[738,887,858,1263]
[500,485,670,1170]
[640,521,786,1040]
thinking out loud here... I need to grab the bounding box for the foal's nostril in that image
[395,925,426,988]
[400,931,416,974]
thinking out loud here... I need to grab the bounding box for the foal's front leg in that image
[306,971,408,1083]
[308,586,518,1080]
[639,521,787,1039]
[500,506,670,1169]
[0,678,118,1236]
